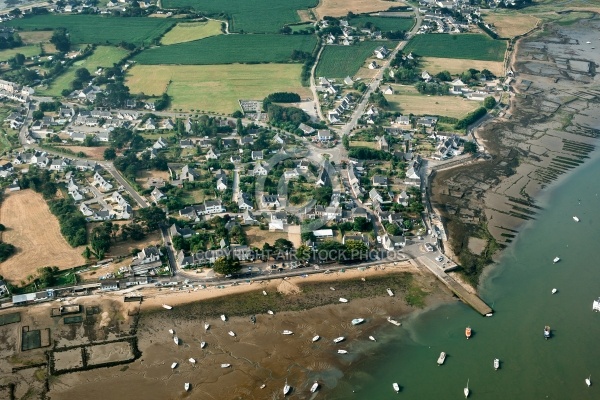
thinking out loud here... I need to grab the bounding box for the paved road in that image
[101,163,149,208]
[309,46,327,122]
[232,169,240,202]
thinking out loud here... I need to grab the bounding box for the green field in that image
[6,15,175,45]
[134,34,317,65]
[162,0,318,33]
[0,312,20,326]
[0,45,44,62]
[349,16,414,32]
[404,34,507,61]
[21,329,42,351]
[161,20,223,45]
[38,46,129,97]
[316,41,394,78]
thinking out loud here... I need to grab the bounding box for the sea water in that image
[327,154,600,399]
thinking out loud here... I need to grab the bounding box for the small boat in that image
[228,331,236,337]
[465,327,472,339]
[200,341,206,349]
[333,336,345,343]
[283,330,293,335]
[437,352,446,365]
[387,288,394,297]
[204,323,210,331]
[221,363,231,368]
[464,379,470,398]
[485,313,493,317]
[250,315,256,324]
[260,384,266,389]
[267,310,274,315]
[168,329,174,335]
[387,317,401,326]
[351,318,365,325]
[310,381,319,393]
[586,375,591,387]
[312,335,320,342]
[162,304,173,310]
[494,358,500,370]
[189,358,196,364]
[593,297,600,312]
[221,314,227,322]
[283,380,291,395]
[330,287,336,291]
[553,256,560,263]
[544,326,551,340]
[338,349,348,354]
[184,383,190,391]
[173,336,180,345]
[552,288,557,294]
[171,362,178,369]
[369,336,376,342]
[263,290,267,296]
[393,382,400,393]
[339,298,349,303]
[573,216,580,222]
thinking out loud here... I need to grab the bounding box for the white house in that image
[317,130,332,141]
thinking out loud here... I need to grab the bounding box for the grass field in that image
[163,0,318,33]
[126,64,311,113]
[421,57,505,76]
[349,16,414,32]
[314,0,401,19]
[0,312,20,326]
[316,41,393,78]
[0,45,43,62]
[482,11,539,38]
[404,34,507,61]
[385,84,480,119]
[0,190,84,283]
[6,15,175,45]
[134,34,316,65]
[160,20,223,45]
[349,140,377,149]
[19,30,53,44]
[37,46,129,97]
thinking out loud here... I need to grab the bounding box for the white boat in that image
[553,256,560,263]
[168,329,174,335]
[162,304,173,310]
[267,310,274,315]
[310,381,319,393]
[338,349,348,354]
[312,335,320,342]
[593,297,600,312]
[260,384,266,389]
[200,341,206,349]
[189,358,196,364]
[387,317,402,326]
[586,375,591,387]
[221,363,231,368]
[393,382,400,393]
[333,336,345,343]
[387,288,394,297]
[283,380,291,395]
[437,352,446,365]
[330,287,336,291]
[351,318,365,325]
[173,336,179,345]
[184,383,190,391]
[339,298,349,303]
[464,379,469,398]
[221,314,227,322]
[485,313,493,317]
[171,362,178,369]
[228,331,236,337]
[552,288,557,294]
[283,330,293,335]
[204,323,210,331]
[494,358,500,370]
[263,290,267,296]
[573,216,580,222]
[369,336,376,342]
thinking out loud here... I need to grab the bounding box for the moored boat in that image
[337,349,348,354]
[200,341,206,349]
[586,375,591,387]
[283,380,291,395]
[437,352,446,365]
[260,384,266,389]
[573,216,580,222]
[283,330,293,335]
[250,315,256,324]
[171,362,178,369]
[267,310,274,315]
[485,313,493,317]
[312,335,320,342]
[351,318,365,325]
[464,379,469,398]
[552,288,557,294]
[162,304,173,310]
[465,327,472,339]
[369,336,376,342]
[221,363,231,368]
[263,290,267,296]
[184,383,190,391]
[593,297,600,312]
[387,317,401,326]
[387,288,395,297]
[221,314,227,322]
[168,329,174,335]
[173,336,179,345]
[393,382,400,393]
[228,331,236,337]
[310,381,319,393]
[330,287,336,291]
[339,298,349,303]
[189,358,196,364]
[553,256,560,263]
[544,325,551,339]
[333,336,345,343]
[494,358,500,370]
[204,323,210,331]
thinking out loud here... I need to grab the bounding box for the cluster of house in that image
[417,0,483,34]
[0,79,34,103]
[320,18,396,46]
[447,77,502,100]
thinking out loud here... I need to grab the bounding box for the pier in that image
[414,257,493,316]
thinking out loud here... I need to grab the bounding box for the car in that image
[376,236,382,244]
